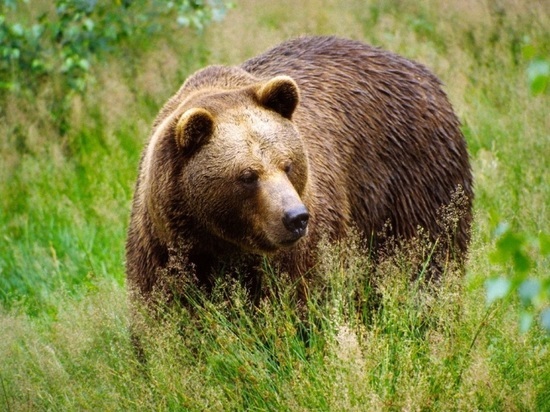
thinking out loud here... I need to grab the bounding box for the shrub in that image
[485,223,550,333]
[1,0,231,94]
[0,0,231,135]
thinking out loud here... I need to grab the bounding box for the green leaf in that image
[0,81,14,90]
[512,250,531,274]
[540,308,550,333]
[493,221,510,238]
[539,232,550,256]
[527,59,550,95]
[11,23,23,36]
[490,227,532,274]
[486,277,511,305]
[496,230,524,256]
[518,279,540,307]
[83,18,94,31]
[521,41,536,60]
[10,47,20,59]
[519,310,533,333]
[78,58,90,71]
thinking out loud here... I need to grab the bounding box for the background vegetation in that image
[1,0,549,410]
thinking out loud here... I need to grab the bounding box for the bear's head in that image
[141,74,310,255]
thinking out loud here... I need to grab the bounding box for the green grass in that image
[1,0,549,410]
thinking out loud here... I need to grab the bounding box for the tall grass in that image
[1,0,549,410]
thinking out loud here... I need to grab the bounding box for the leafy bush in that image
[485,223,550,333]
[0,0,231,94]
[522,37,550,95]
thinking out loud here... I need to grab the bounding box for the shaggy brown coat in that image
[126,36,473,301]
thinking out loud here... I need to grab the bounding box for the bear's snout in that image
[282,205,309,239]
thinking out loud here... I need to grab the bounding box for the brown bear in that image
[126,36,473,304]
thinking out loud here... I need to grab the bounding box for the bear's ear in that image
[175,108,214,154]
[257,75,300,120]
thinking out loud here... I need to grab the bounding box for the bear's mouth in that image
[251,226,308,253]
[280,238,299,247]
[277,228,308,248]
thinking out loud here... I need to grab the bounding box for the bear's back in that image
[242,36,472,254]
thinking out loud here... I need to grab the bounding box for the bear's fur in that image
[126,36,473,303]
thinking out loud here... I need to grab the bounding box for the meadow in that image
[1,0,549,410]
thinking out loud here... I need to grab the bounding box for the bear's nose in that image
[282,205,309,236]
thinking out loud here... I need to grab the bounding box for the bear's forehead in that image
[199,107,302,171]
[215,107,293,145]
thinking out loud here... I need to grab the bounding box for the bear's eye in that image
[239,170,260,186]
[283,161,292,175]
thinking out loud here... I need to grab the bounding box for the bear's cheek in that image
[288,157,309,196]
[196,182,306,253]
[192,182,261,246]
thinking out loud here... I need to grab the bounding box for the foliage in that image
[0,0,232,93]
[522,37,550,95]
[485,223,550,333]
[0,0,231,135]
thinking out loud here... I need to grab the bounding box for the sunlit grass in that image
[2,244,548,410]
